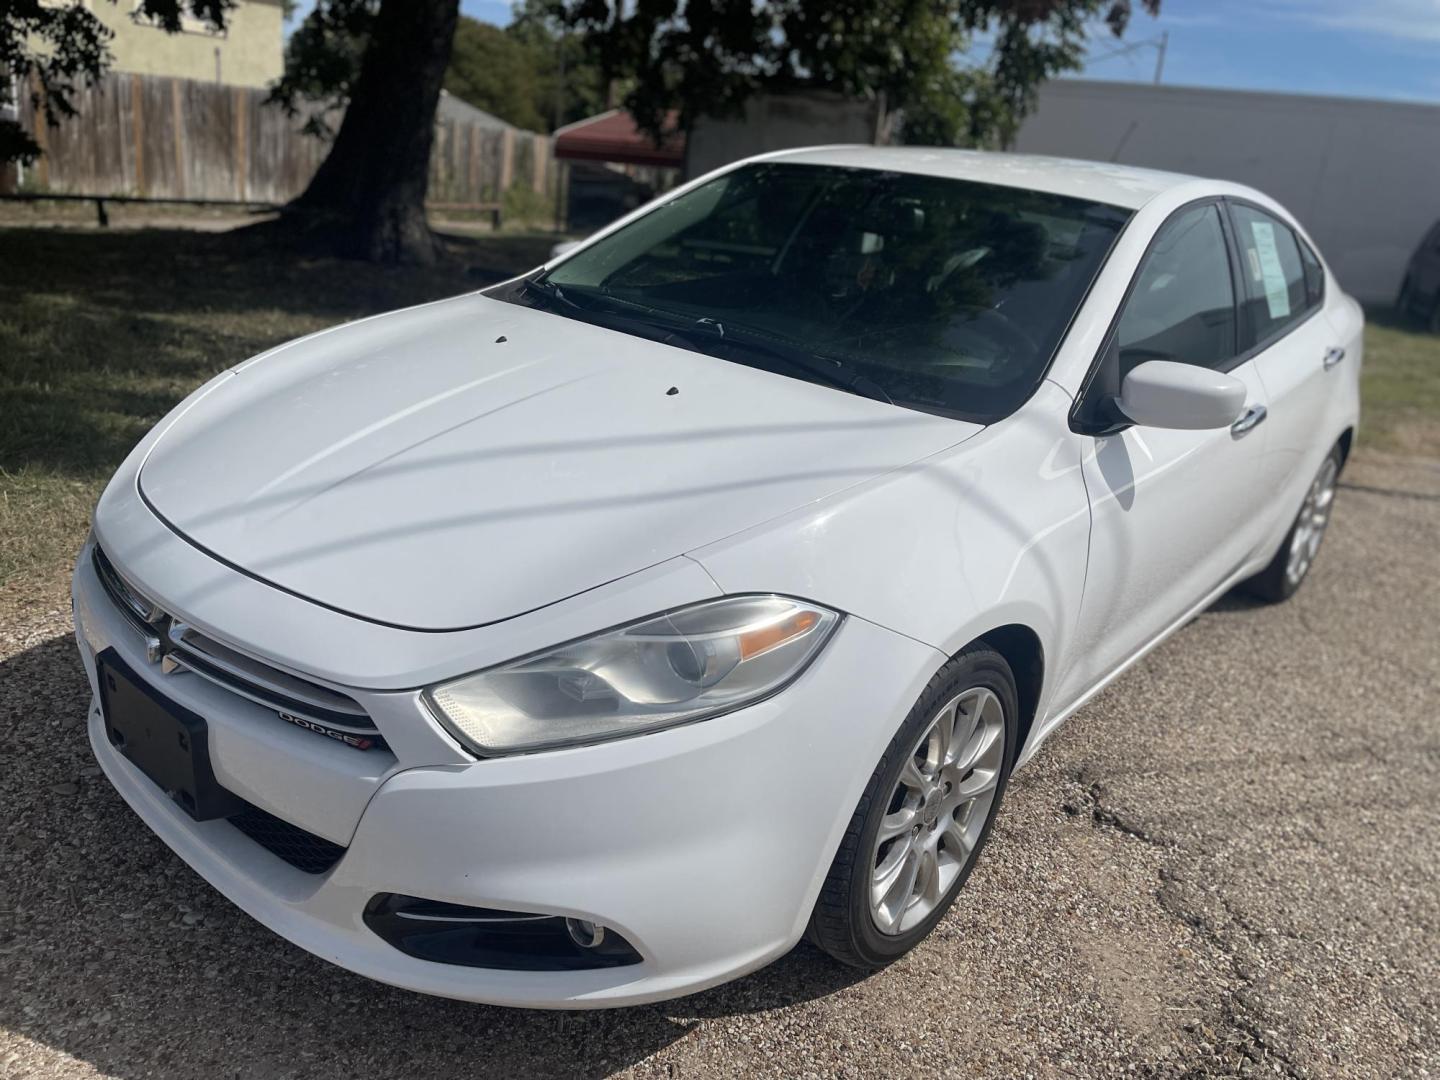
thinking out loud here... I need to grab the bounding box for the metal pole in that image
[5,74,22,189]
[554,33,565,132]
[1153,31,1168,84]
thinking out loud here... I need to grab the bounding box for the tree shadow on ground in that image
[0,634,867,1080]
[1,225,553,322]
[0,225,554,480]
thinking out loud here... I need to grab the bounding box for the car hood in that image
[138,294,979,630]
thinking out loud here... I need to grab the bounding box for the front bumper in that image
[75,541,944,1008]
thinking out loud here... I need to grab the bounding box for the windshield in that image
[497,162,1131,423]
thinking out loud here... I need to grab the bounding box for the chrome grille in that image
[91,545,377,738]
[93,544,164,628]
[166,621,374,732]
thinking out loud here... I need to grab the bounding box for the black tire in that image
[808,644,1018,969]
[1427,295,1440,336]
[1243,444,1343,603]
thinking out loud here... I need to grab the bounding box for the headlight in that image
[423,596,840,755]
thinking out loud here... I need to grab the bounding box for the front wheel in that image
[1244,445,1341,603]
[808,646,1017,968]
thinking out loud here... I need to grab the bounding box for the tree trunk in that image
[291,0,460,265]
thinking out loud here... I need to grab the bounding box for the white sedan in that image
[73,147,1361,1008]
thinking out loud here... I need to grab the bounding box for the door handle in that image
[1231,404,1267,438]
[1323,346,1346,369]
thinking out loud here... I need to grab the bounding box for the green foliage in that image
[0,0,233,164]
[504,0,608,129]
[500,182,556,227]
[1358,308,1440,456]
[269,0,605,135]
[557,0,1159,148]
[445,17,548,130]
[265,0,374,139]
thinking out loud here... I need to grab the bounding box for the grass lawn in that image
[0,225,556,608]
[3,224,1439,606]
[1354,309,1440,457]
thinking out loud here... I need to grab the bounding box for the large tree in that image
[445,10,608,132]
[7,0,1159,265]
[504,1,609,130]
[0,0,230,165]
[559,0,1160,148]
[285,0,459,265]
[274,2,608,137]
[271,0,604,263]
[444,17,549,131]
[4,0,461,265]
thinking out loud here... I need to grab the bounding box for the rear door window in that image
[1229,204,1317,345]
[1298,238,1324,309]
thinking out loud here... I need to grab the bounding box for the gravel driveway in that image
[2,452,1436,1079]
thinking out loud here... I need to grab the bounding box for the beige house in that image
[88,0,284,89]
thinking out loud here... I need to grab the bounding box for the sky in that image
[1078,0,1440,104]
[289,0,1440,107]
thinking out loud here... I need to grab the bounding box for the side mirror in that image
[549,239,582,260]
[1115,360,1247,431]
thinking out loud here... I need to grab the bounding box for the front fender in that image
[689,382,1091,757]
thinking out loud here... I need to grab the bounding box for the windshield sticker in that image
[1250,221,1291,320]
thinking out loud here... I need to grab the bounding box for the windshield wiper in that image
[525,278,716,354]
[523,274,582,312]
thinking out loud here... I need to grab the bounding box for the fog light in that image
[364,894,641,971]
[565,917,606,949]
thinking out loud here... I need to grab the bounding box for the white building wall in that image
[687,92,887,180]
[1015,79,1440,304]
[94,0,285,89]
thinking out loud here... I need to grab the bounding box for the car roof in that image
[754,145,1201,211]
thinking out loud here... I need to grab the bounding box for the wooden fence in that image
[15,72,554,208]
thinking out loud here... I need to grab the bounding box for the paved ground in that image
[1,452,1436,1079]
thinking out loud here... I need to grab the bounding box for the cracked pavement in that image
[1,451,1436,1078]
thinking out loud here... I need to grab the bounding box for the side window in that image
[1230,204,1315,343]
[1298,237,1324,309]
[1117,204,1237,374]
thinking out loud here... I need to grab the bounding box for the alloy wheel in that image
[868,687,1006,935]
[1285,454,1339,588]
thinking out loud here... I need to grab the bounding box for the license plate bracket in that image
[98,648,245,821]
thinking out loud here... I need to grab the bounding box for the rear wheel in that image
[1244,445,1341,603]
[809,646,1017,968]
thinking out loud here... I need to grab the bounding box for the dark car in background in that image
[1398,220,1440,332]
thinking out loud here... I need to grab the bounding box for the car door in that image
[1225,201,1341,505]
[1054,201,1274,706]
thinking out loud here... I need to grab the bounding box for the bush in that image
[502,184,556,229]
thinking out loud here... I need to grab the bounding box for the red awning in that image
[553,110,685,169]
